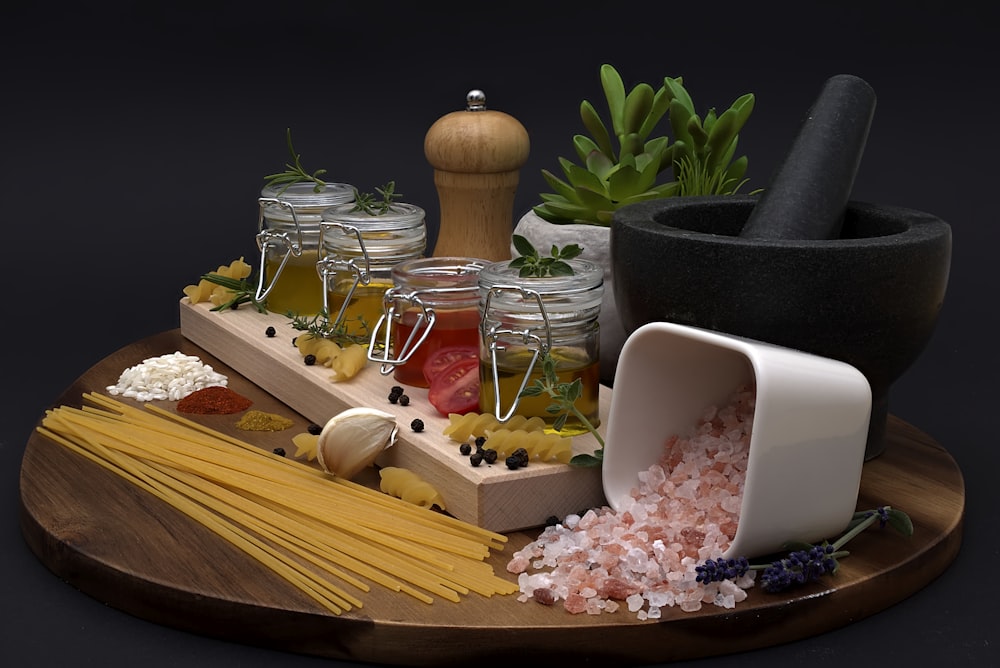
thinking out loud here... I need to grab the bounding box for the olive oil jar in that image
[319,202,426,340]
[477,259,604,435]
[255,181,354,317]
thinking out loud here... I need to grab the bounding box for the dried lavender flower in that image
[695,506,913,593]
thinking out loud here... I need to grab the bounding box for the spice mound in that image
[177,386,253,415]
[235,409,294,432]
[508,384,756,619]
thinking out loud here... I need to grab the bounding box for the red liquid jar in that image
[368,257,486,387]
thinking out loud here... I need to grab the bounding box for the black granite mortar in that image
[610,195,952,459]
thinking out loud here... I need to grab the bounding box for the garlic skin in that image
[316,407,399,480]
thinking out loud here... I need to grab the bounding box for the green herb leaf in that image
[352,181,401,215]
[508,235,583,278]
[263,128,328,194]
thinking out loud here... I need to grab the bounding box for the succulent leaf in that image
[600,64,627,138]
[687,114,709,150]
[664,76,694,114]
[668,98,694,146]
[607,163,646,203]
[619,132,645,160]
[540,169,579,200]
[622,83,655,137]
[585,149,616,181]
[579,100,615,160]
[573,134,603,164]
[639,85,673,140]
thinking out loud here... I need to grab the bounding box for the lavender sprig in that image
[695,506,913,593]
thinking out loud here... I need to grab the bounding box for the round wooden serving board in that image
[19,330,965,666]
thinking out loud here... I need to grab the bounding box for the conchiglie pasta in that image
[483,429,573,463]
[442,412,547,442]
[379,467,446,510]
[328,344,367,381]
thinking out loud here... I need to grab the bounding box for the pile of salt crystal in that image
[507,384,757,619]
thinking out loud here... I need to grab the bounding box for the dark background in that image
[2,2,996,666]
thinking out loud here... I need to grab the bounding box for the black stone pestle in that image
[739,74,877,240]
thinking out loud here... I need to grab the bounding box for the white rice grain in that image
[106,352,228,402]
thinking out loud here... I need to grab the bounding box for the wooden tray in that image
[179,298,607,533]
[19,329,965,666]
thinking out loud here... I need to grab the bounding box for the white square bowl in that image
[602,321,872,559]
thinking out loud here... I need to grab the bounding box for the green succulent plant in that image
[533,64,755,226]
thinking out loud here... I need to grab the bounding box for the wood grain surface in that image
[179,298,608,533]
[19,329,964,666]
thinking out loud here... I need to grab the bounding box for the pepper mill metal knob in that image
[424,90,530,261]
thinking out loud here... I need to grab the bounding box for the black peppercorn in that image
[410,418,424,432]
[459,442,472,456]
[474,435,487,448]
[399,394,410,406]
[470,451,484,467]
[304,354,316,366]
[265,326,276,337]
[272,447,286,456]
[483,448,498,464]
[307,423,322,435]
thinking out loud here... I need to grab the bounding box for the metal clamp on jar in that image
[255,181,354,317]
[318,201,426,341]
[477,259,604,433]
[368,257,486,387]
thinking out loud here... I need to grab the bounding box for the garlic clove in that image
[315,407,399,480]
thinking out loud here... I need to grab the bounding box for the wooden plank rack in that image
[178,299,608,533]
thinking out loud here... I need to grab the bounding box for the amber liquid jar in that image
[256,181,354,317]
[370,256,486,387]
[477,259,604,435]
[319,202,426,340]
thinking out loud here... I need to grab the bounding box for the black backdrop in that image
[2,2,997,666]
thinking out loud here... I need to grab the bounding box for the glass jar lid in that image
[259,181,354,228]
[320,202,427,262]
[391,256,487,308]
[477,258,604,321]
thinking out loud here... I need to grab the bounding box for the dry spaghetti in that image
[38,393,517,614]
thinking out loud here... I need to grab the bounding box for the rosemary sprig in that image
[200,273,268,313]
[263,128,328,194]
[351,181,401,215]
[509,234,582,277]
[519,352,604,467]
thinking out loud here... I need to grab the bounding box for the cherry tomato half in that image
[422,345,479,384]
[427,357,480,416]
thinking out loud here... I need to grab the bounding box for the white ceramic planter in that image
[512,210,625,385]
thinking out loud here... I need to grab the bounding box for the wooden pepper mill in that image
[424,90,530,261]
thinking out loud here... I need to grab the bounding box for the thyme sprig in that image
[263,128,328,194]
[352,181,401,215]
[509,234,582,277]
[695,506,914,593]
[200,273,268,313]
[519,352,604,467]
[289,310,379,349]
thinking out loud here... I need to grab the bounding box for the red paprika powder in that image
[177,385,253,414]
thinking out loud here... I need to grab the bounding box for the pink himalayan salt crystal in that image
[507,384,758,619]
